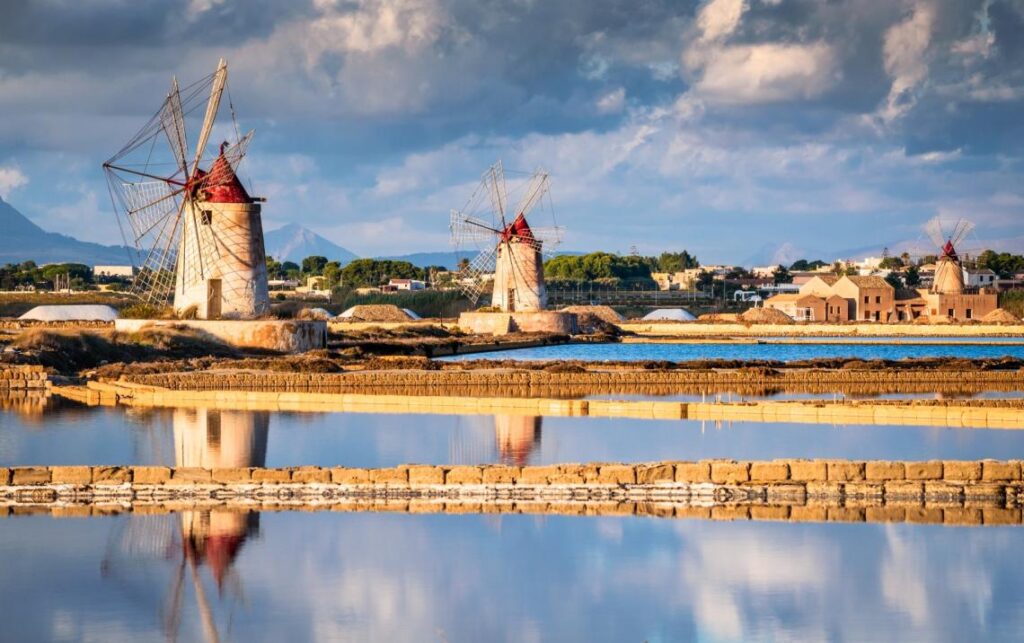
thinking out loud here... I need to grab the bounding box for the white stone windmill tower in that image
[450,161,563,312]
[924,216,974,295]
[104,59,269,319]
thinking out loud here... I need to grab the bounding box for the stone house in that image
[830,276,895,321]
[763,292,849,321]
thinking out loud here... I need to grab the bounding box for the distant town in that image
[3,247,1023,322]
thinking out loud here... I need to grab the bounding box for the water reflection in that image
[494,414,542,465]
[2,513,1022,641]
[6,403,1024,467]
[129,409,270,641]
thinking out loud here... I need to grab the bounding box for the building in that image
[93,265,136,278]
[388,278,426,291]
[964,268,998,289]
[763,293,849,321]
[492,214,546,312]
[650,269,702,291]
[174,147,270,319]
[831,276,895,321]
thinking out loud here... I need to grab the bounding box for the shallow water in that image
[3,403,1024,468]
[1,511,1022,642]
[439,340,1024,362]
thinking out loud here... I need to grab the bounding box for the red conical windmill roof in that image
[942,240,958,261]
[501,213,535,243]
[196,142,251,204]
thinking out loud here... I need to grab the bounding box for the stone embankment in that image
[3,460,1024,526]
[621,321,1024,338]
[0,365,49,390]
[124,367,1024,392]
[74,381,1024,429]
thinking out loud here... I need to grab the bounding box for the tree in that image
[696,270,714,291]
[879,256,904,270]
[266,255,283,279]
[322,261,342,288]
[340,258,424,288]
[977,249,1024,279]
[904,265,921,287]
[301,255,328,275]
[884,272,903,290]
[656,251,699,273]
[772,264,793,284]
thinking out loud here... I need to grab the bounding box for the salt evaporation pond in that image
[2,511,1023,642]
[4,402,1024,468]
[438,338,1024,362]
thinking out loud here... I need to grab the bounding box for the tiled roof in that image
[844,275,892,289]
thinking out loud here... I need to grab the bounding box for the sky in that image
[0,0,1023,265]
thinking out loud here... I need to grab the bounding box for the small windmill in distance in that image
[924,216,975,294]
[449,161,563,312]
[103,59,270,319]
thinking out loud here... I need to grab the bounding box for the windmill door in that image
[207,279,222,318]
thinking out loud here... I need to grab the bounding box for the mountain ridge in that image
[0,197,134,265]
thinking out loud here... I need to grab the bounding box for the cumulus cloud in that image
[696,0,747,42]
[595,87,626,114]
[690,42,838,104]
[0,164,28,199]
[879,2,935,122]
[683,0,838,104]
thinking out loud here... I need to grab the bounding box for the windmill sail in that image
[103,59,269,317]
[450,161,562,310]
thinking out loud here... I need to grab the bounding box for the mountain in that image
[264,223,359,265]
[0,197,133,265]
[377,250,588,271]
[375,252,469,270]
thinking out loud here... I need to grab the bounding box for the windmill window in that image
[200,210,212,225]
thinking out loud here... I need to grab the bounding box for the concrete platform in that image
[458,311,577,335]
[114,318,326,353]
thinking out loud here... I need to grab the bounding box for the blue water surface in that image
[1,512,1022,642]
[440,340,1024,362]
[3,404,1023,468]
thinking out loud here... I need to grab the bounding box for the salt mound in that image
[298,307,334,320]
[641,308,696,322]
[562,305,624,324]
[982,308,1021,324]
[338,304,413,322]
[739,307,794,324]
[18,305,118,322]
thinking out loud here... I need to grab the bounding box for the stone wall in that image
[621,321,1024,337]
[125,367,1024,392]
[458,311,577,336]
[114,318,327,353]
[0,365,49,389]
[3,460,1023,526]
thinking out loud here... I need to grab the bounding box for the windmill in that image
[924,216,975,294]
[449,161,563,312]
[103,59,270,319]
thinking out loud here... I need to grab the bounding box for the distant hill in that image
[377,250,587,271]
[0,197,133,266]
[264,223,359,265]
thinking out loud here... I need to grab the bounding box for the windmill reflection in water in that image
[101,407,268,643]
